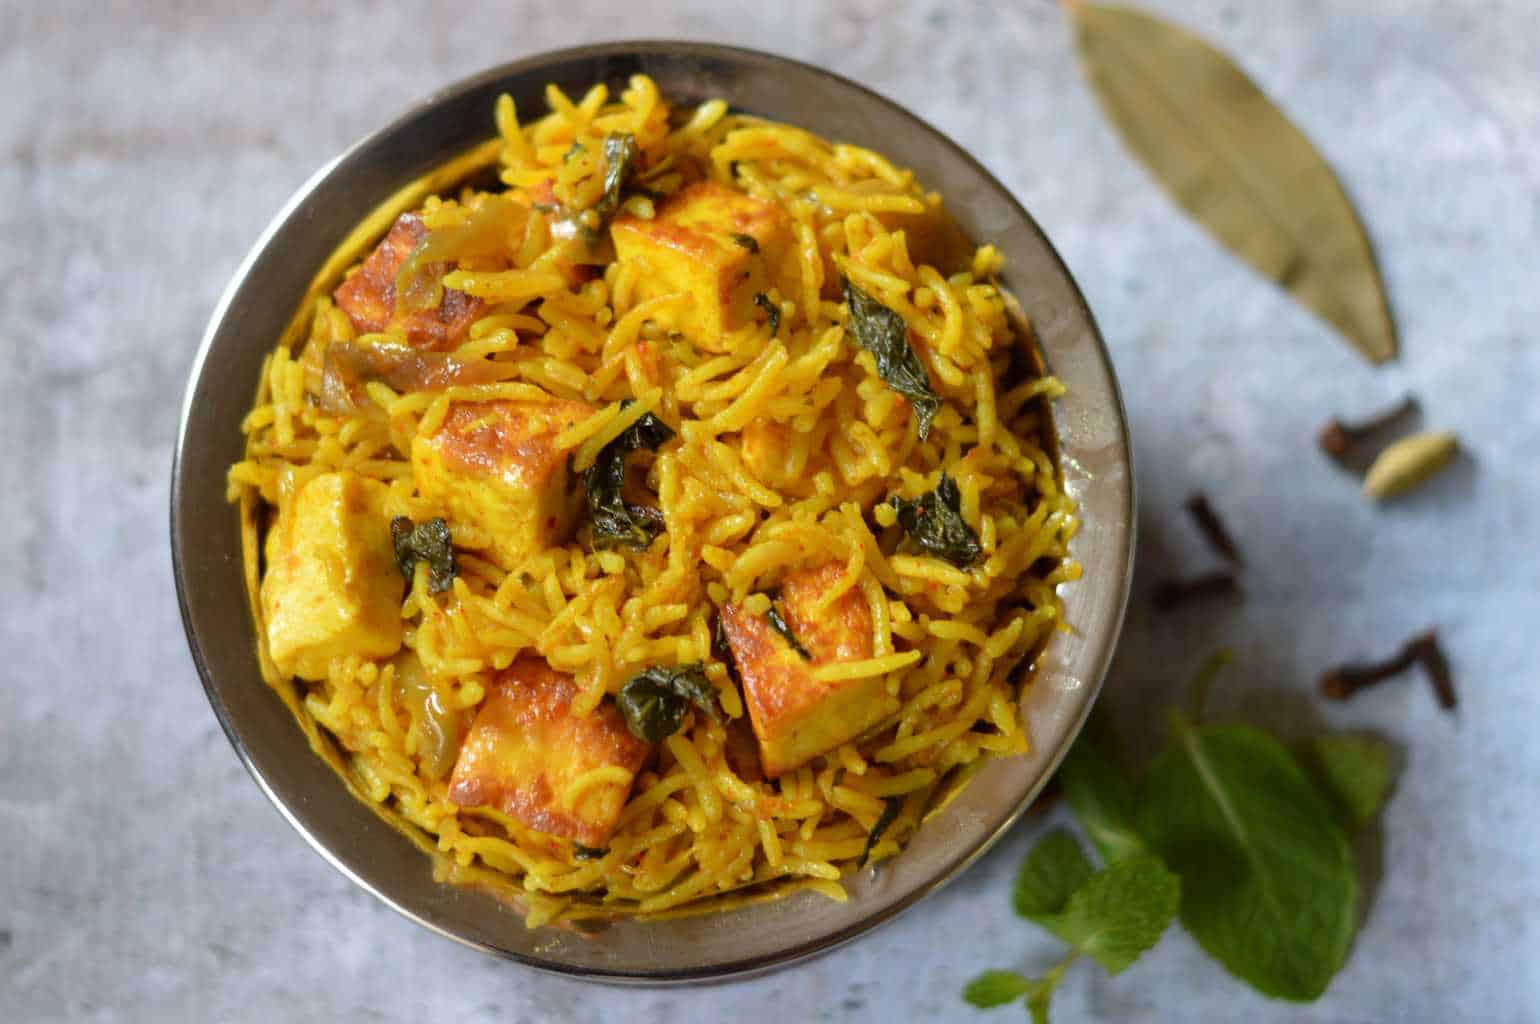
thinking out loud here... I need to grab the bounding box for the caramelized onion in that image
[317,340,510,415]
[391,652,469,781]
[395,194,528,312]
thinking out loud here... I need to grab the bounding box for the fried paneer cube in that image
[720,563,895,778]
[410,398,593,571]
[333,213,484,350]
[740,419,807,491]
[447,656,649,847]
[610,181,792,351]
[260,471,403,681]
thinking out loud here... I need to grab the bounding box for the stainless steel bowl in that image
[171,41,1134,982]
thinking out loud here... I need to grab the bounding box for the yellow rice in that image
[227,75,1080,929]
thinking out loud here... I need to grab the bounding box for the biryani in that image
[227,75,1080,928]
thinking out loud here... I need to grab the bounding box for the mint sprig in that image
[1142,717,1357,1001]
[1297,734,1393,833]
[963,653,1399,1017]
[966,830,1179,1020]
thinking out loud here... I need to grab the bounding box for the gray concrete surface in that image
[4,0,1538,1020]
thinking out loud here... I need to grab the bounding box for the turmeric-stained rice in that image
[228,76,1079,928]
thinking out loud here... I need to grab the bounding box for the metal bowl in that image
[171,41,1133,982]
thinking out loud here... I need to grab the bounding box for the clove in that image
[1152,570,1241,612]
[1319,628,1456,711]
[1318,395,1418,463]
[1185,492,1243,565]
[1413,630,1457,710]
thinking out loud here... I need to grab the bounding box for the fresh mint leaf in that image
[1051,853,1180,975]
[1013,830,1093,920]
[962,969,1032,1008]
[1025,977,1056,1024]
[1187,649,1234,722]
[1140,717,1357,1001]
[1297,734,1394,833]
[1058,710,1147,863]
[1027,953,1077,1024]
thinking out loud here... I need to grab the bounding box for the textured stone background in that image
[4,1,1538,1020]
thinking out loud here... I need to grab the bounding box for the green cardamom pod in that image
[1362,431,1459,500]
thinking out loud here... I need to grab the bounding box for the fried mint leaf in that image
[594,132,640,224]
[890,473,983,567]
[856,797,902,868]
[616,664,721,743]
[1297,734,1394,833]
[765,603,811,661]
[584,406,675,550]
[1140,716,1357,1001]
[841,277,941,439]
[752,292,781,336]
[1012,830,1094,919]
[390,516,456,593]
[572,843,608,860]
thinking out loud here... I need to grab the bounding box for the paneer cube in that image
[261,471,403,681]
[446,656,649,846]
[720,563,896,778]
[333,213,484,350]
[740,419,805,491]
[410,398,593,570]
[610,181,792,351]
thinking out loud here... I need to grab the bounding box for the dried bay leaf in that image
[1069,3,1397,363]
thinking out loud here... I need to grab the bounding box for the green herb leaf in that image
[1140,717,1357,1000]
[572,843,608,860]
[890,473,982,567]
[1297,734,1394,833]
[1049,853,1180,975]
[961,969,1032,1009]
[583,405,674,550]
[753,292,781,336]
[712,613,741,686]
[616,664,721,743]
[1057,710,1147,863]
[765,602,811,660]
[732,232,760,253]
[842,277,941,438]
[389,516,456,594]
[1024,973,1059,1024]
[857,797,903,868]
[594,132,640,224]
[1012,830,1094,920]
[1069,4,1396,363]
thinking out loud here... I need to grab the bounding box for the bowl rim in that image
[171,39,1135,983]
